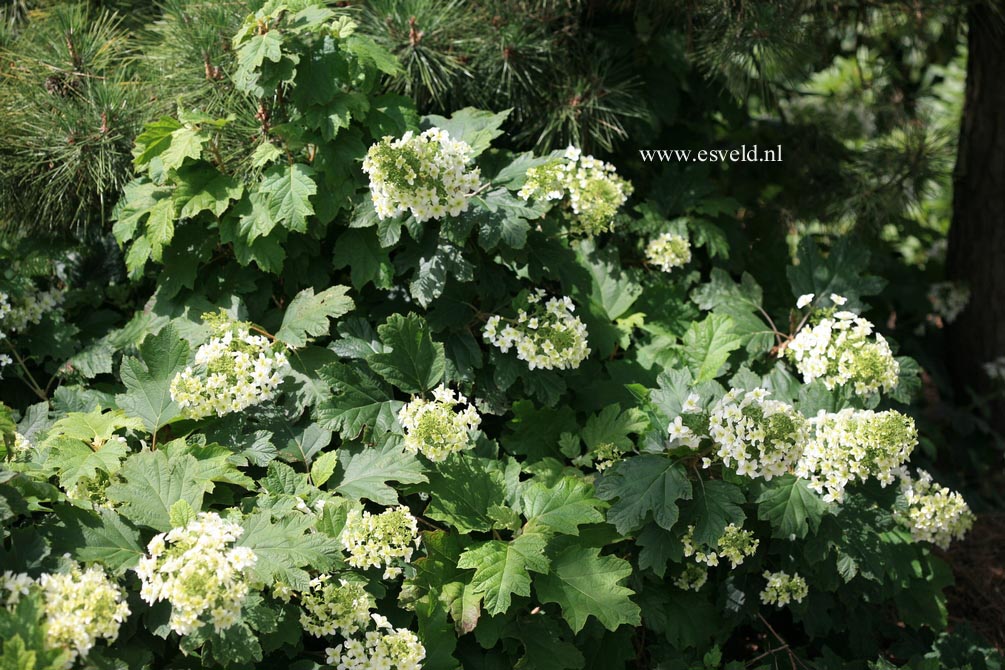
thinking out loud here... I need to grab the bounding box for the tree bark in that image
[947,2,1005,431]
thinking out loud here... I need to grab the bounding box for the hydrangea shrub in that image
[0,3,985,670]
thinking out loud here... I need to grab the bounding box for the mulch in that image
[944,513,1005,650]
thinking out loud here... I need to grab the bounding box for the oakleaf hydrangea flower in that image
[326,614,425,670]
[170,313,289,420]
[363,128,481,222]
[928,281,970,324]
[300,575,375,638]
[0,570,34,607]
[0,285,64,336]
[786,298,900,396]
[682,523,759,568]
[398,385,481,462]
[135,511,258,636]
[1,562,130,669]
[39,562,131,668]
[645,232,691,273]
[667,415,702,450]
[591,442,626,471]
[7,431,32,462]
[483,290,590,371]
[673,563,708,591]
[341,507,420,580]
[0,286,65,377]
[518,146,633,236]
[705,388,808,480]
[895,468,974,549]
[760,570,808,607]
[796,408,917,504]
[984,356,1005,382]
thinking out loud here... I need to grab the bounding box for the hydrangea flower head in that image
[760,570,808,607]
[398,385,481,462]
[895,468,974,549]
[928,281,970,324]
[363,127,481,222]
[0,284,64,336]
[300,575,375,638]
[483,290,590,371]
[0,570,34,607]
[134,511,258,636]
[40,562,131,668]
[7,431,32,462]
[326,614,425,670]
[1,562,130,669]
[786,299,899,396]
[645,232,691,273]
[518,146,633,236]
[796,408,917,503]
[170,312,289,419]
[0,285,65,377]
[706,388,808,480]
[682,523,759,568]
[673,563,708,591]
[341,507,420,580]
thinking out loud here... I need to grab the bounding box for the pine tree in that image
[0,3,148,236]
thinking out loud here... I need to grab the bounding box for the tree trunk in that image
[947,3,1005,432]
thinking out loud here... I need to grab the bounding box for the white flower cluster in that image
[983,356,1005,383]
[1,562,129,669]
[895,468,974,549]
[589,442,626,472]
[0,286,64,337]
[0,292,9,374]
[928,281,969,324]
[760,571,808,607]
[706,388,808,480]
[483,290,590,371]
[795,408,917,504]
[170,316,289,420]
[1,570,33,607]
[341,507,420,580]
[362,128,480,222]
[7,431,32,462]
[682,523,759,568]
[326,614,425,670]
[0,286,65,375]
[673,563,708,591]
[518,146,633,236]
[645,232,691,273]
[786,296,900,396]
[39,562,131,668]
[398,385,481,462]
[135,512,258,636]
[300,575,375,638]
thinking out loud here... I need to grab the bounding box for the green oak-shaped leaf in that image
[595,455,692,535]
[259,163,317,233]
[275,285,354,348]
[521,477,604,536]
[237,511,341,592]
[679,313,742,383]
[756,474,827,538]
[683,479,746,546]
[367,313,445,393]
[458,532,549,615]
[115,325,190,432]
[534,544,641,633]
[333,441,427,506]
[315,362,402,440]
